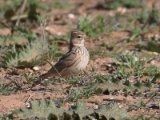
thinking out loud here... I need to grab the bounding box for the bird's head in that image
[70,30,86,47]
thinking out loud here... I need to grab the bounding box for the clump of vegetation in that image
[0,84,16,95]
[1,99,129,120]
[79,16,106,38]
[67,84,97,101]
[0,26,49,68]
[47,34,70,60]
[114,53,160,80]
[0,0,20,19]
[1,39,48,68]
[38,0,72,12]
[137,7,160,25]
[2,0,40,23]
[0,35,28,46]
[145,39,160,53]
[52,1,71,9]
[136,36,160,53]
[96,0,143,10]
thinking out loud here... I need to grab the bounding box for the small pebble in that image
[33,66,40,71]
[68,13,75,19]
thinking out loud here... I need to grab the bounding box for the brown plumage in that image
[40,30,89,79]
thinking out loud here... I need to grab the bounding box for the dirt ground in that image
[0,0,160,119]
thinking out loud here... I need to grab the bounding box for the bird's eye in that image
[77,35,81,38]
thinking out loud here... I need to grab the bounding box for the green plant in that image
[109,53,159,94]
[114,53,145,78]
[146,39,160,53]
[0,0,20,19]
[137,7,160,25]
[2,99,129,120]
[0,35,29,46]
[52,1,71,9]
[137,9,150,24]
[127,27,142,41]
[2,0,40,23]
[144,65,160,76]
[46,34,70,60]
[67,84,97,101]
[47,43,63,61]
[1,39,48,68]
[0,112,14,120]
[100,0,142,10]
[100,42,115,51]
[37,0,72,11]
[79,16,106,38]
[136,37,160,53]
[0,21,48,67]
[135,116,150,120]
[0,84,16,95]
[51,34,69,42]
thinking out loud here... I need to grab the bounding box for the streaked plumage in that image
[40,30,89,79]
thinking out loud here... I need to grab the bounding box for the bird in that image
[39,30,89,80]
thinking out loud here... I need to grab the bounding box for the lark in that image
[40,30,89,79]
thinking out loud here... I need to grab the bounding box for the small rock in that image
[25,102,31,108]
[33,66,40,71]
[68,13,75,19]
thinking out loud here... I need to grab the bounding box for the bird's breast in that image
[76,47,89,70]
[68,47,89,74]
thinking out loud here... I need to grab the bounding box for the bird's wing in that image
[50,50,80,72]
